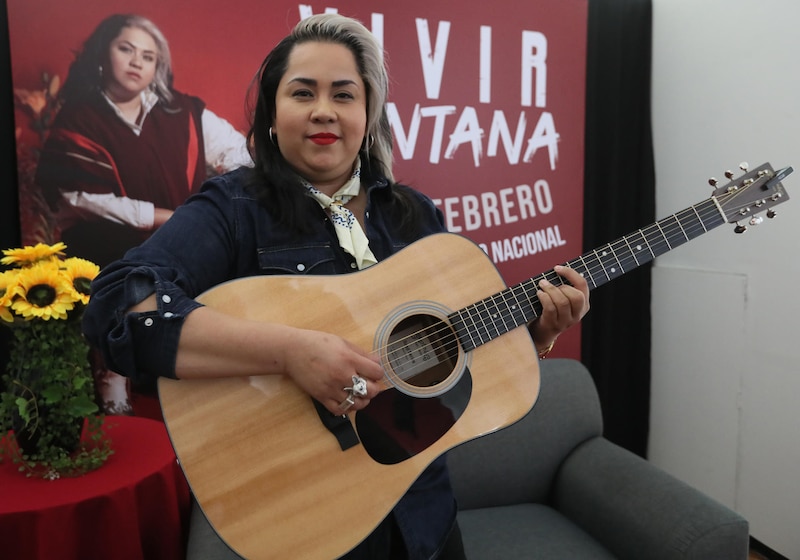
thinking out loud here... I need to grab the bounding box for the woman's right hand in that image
[172,306,385,415]
[281,328,385,415]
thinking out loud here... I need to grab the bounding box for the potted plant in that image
[0,241,112,478]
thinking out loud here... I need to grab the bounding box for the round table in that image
[0,416,191,560]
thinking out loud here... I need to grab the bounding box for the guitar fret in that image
[643,223,669,257]
[680,207,705,240]
[491,298,509,336]
[614,239,639,272]
[511,283,536,321]
[504,288,528,327]
[519,279,541,320]
[591,245,625,282]
[679,207,700,238]
[608,243,626,274]
[622,236,641,267]
[479,297,504,339]
[654,221,674,251]
[469,303,491,345]
[626,230,654,267]
[450,307,480,352]
[690,204,707,232]
[637,229,656,259]
[574,255,597,289]
[672,213,690,242]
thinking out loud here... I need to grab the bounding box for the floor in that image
[749,540,788,560]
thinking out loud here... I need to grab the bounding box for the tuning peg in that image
[767,209,777,219]
[709,177,719,187]
[725,170,735,179]
[739,162,749,172]
[749,215,764,226]
[734,223,747,234]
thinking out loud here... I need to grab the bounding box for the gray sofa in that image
[447,358,749,560]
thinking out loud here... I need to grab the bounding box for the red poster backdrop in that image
[6,0,587,356]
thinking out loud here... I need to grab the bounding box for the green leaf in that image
[41,385,66,404]
[68,394,99,417]
[73,375,89,390]
[15,397,30,423]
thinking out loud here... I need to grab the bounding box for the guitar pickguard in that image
[355,370,472,464]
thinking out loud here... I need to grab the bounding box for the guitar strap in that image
[312,398,360,450]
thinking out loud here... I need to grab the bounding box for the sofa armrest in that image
[553,437,749,560]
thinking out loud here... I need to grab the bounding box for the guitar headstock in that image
[710,162,792,232]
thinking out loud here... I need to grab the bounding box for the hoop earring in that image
[268,127,277,146]
[362,134,374,152]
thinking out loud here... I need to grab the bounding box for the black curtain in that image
[582,0,655,458]
[0,3,17,249]
[0,0,18,375]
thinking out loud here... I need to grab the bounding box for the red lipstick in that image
[309,133,338,145]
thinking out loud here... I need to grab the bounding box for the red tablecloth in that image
[0,416,191,560]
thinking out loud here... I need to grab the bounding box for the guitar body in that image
[158,233,540,560]
[157,162,793,559]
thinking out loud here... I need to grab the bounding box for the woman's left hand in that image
[530,264,590,353]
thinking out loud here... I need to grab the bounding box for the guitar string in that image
[378,179,776,378]
[378,185,752,376]
[381,198,719,364]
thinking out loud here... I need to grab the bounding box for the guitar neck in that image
[449,197,726,352]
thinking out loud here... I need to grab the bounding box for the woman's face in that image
[273,41,367,192]
[104,26,158,102]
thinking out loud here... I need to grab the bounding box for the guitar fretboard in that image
[449,197,726,352]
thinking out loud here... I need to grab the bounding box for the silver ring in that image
[338,375,367,413]
[338,395,356,412]
[345,375,368,398]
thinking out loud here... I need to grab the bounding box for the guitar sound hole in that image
[354,312,471,465]
[386,314,460,391]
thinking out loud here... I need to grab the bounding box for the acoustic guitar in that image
[159,162,791,559]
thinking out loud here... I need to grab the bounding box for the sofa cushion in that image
[555,438,750,560]
[448,359,604,508]
[458,503,617,559]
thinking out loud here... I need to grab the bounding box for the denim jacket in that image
[83,166,457,560]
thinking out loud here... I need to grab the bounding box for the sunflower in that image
[61,257,100,304]
[0,269,20,323]
[1,241,67,267]
[10,261,78,320]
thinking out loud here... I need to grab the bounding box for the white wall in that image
[649,1,800,556]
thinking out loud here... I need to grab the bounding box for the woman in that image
[36,13,251,268]
[83,14,589,560]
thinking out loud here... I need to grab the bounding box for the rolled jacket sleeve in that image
[82,173,242,384]
[84,264,203,383]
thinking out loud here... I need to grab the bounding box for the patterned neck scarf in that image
[304,159,378,270]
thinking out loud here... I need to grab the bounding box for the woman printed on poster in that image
[37,13,251,267]
[35,13,252,414]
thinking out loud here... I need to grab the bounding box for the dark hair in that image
[245,14,422,235]
[60,14,174,105]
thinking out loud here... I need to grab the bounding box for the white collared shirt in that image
[60,91,252,230]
